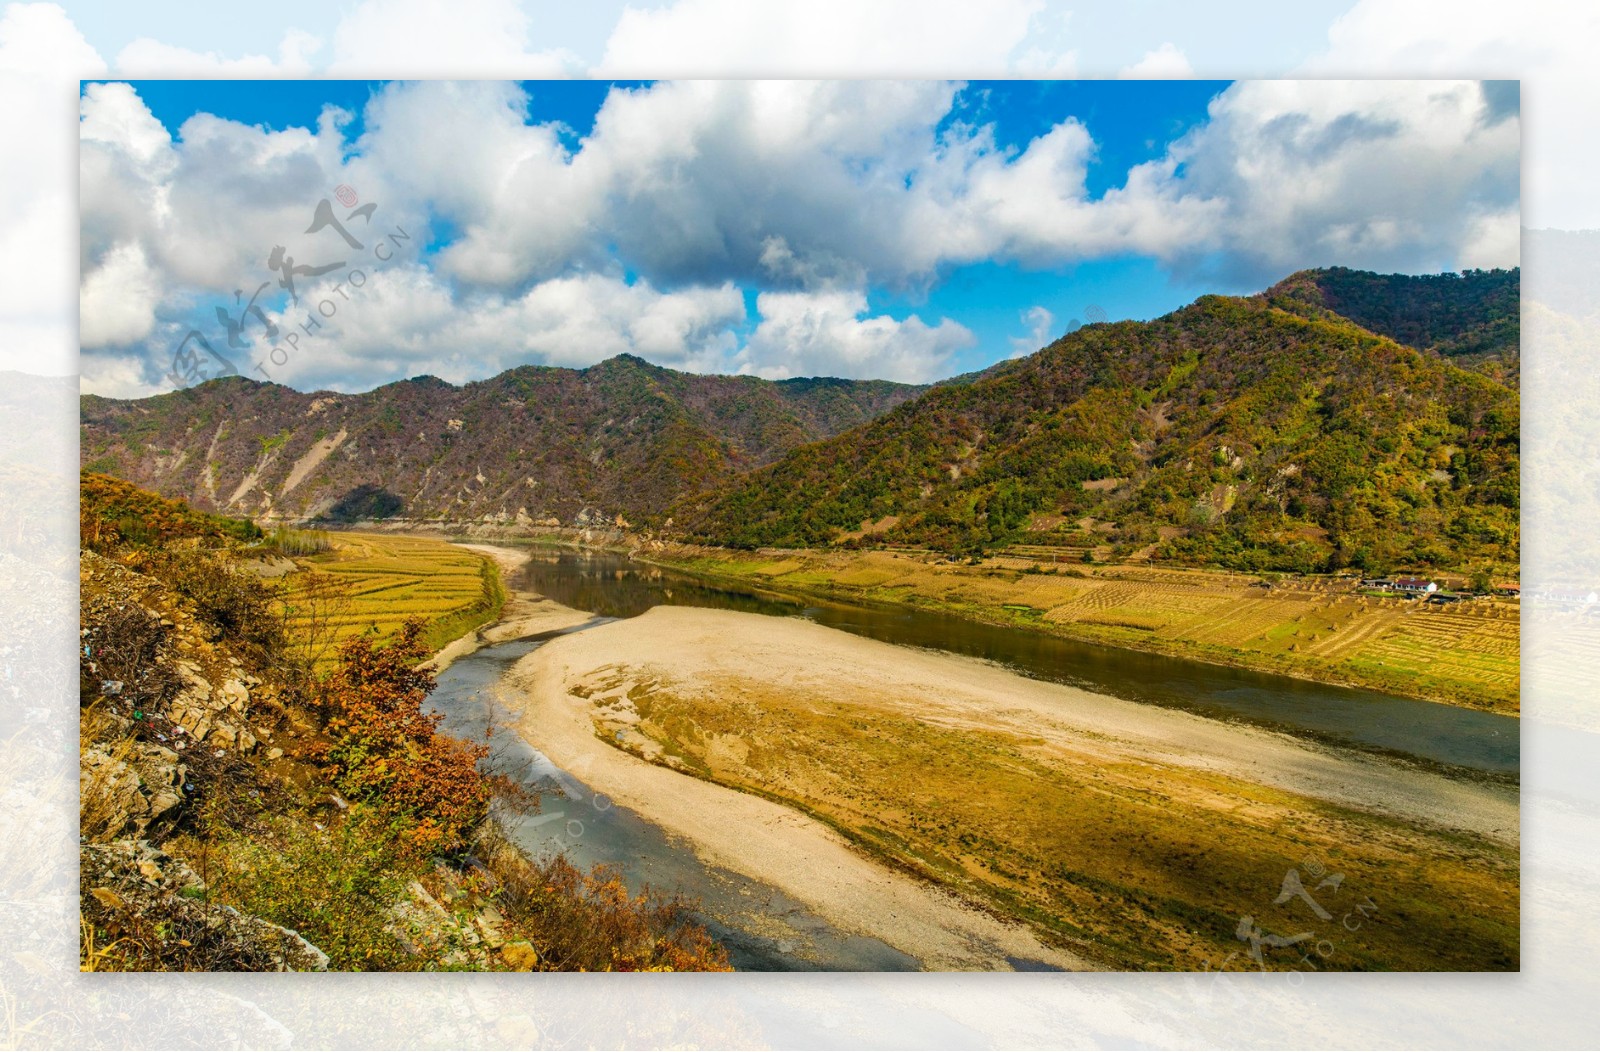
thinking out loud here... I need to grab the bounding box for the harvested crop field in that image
[276,532,504,660]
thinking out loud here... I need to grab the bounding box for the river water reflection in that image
[514,548,1518,775]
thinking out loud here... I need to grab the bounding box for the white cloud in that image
[77,76,1521,393]
[0,2,106,375]
[240,266,746,392]
[78,348,165,400]
[113,29,323,76]
[330,0,579,77]
[598,0,1050,78]
[0,1,103,76]
[1301,0,1575,228]
[1156,79,1520,281]
[1010,305,1055,358]
[1120,42,1194,78]
[741,288,973,383]
[355,80,597,287]
[1459,208,1521,271]
[78,79,171,169]
[79,242,159,348]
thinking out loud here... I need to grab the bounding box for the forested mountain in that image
[80,355,924,525]
[675,283,1519,574]
[1265,267,1520,383]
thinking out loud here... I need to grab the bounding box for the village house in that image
[1393,577,1438,595]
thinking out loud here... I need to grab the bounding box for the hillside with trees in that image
[80,355,924,527]
[675,281,1519,576]
[1264,266,1520,383]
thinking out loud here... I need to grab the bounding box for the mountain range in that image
[82,357,924,527]
[82,267,1520,573]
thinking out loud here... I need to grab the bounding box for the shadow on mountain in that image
[323,484,405,523]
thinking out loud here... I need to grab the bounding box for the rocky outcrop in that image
[79,737,186,841]
[80,550,266,756]
[80,840,329,971]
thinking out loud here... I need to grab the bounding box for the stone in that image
[267,747,284,761]
[474,911,505,949]
[220,678,250,711]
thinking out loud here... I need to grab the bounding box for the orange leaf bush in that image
[319,617,488,857]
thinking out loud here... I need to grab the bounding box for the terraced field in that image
[656,548,1520,714]
[276,532,505,662]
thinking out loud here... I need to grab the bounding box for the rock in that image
[148,790,182,818]
[220,678,250,711]
[81,741,187,839]
[474,911,505,949]
[500,941,539,971]
[267,747,284,761]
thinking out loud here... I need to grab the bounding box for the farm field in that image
[275,532,505,663]
[653,548,1520,715]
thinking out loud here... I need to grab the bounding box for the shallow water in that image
[513,549,1519,775]
[425,633,919,971]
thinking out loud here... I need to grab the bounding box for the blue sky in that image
[78,76,1519,395]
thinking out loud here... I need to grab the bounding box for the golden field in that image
[275,532,505,662]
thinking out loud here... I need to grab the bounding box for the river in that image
[423,543,1516,970]
[426,628,923,971]
[513,547,1519,775]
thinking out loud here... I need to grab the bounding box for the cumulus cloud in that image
[1158,79,1520,282]
[78,348,167,400]
[235,266,747,392]
[330,0,579,77]
[79,242,159,348]
[113,29,323,77]
[77,76,1520,394]
[740,289,973,383]
[0,2,106,375]
[1120,43,1194,78]
[1301,0,1577,229]
[1010,305,1055,358]
[598,0,1051,78]
[356,80,597,286]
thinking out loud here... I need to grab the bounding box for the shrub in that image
[202,805,417,970]
[318,618,490,857]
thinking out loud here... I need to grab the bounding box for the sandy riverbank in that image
[503,616,1100,970]
[503,605,1516,969]
[430,543,594,671]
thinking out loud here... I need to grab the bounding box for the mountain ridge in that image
[80,354,927,525]
[674,274,1519,574]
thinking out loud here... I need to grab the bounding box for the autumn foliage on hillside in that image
[81,470,263,552]
[317,618,490,857]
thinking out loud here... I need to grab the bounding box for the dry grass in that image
[594,667,1518,972]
